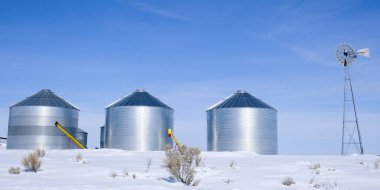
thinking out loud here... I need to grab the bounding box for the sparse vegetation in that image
[375,159,380,170]
[75,153,83,162]
[229,160,236,169]
[8,167,20,174]
[224,178,233,184]
[310,163,321,170]
[311,178,338,189]
[132,173,136,179]
[164,145,201,186]
[281,177,295,186]
[34,148,46,158]
[110,171,118,177]
[190,147,202,167]
[192,179,200,186]
[22,152,42,173]
[123,170,129,177]
[146,157,152,172]
[309,163,321,175]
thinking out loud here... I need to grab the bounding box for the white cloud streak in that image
[136,2,190,21]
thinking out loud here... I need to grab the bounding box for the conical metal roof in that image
[11,89,79,110]
[207,90,275,110]
[106,89,173,110]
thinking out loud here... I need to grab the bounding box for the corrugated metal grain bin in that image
[207,90,277,154]
[75,128,88,148]
[7,89,87,149]
[105,89,173,151]
[100,126,105,148]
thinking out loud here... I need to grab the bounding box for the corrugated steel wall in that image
[105,106,173,151]
[7,106,80,149]
[100,126,105,148]
[207,108,277,154]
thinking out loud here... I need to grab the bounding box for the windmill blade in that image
[357,48,370,57]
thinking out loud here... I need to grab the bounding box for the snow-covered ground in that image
[0,149,379,190]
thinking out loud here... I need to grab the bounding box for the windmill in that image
[336,43,369,155]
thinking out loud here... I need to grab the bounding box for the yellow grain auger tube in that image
[55,121,87,149]
[168,128,184,149]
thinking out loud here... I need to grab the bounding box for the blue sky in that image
[0,0,379,154]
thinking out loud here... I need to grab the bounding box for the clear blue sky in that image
[1,0,379,154]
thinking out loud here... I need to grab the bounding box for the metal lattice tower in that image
[341,65,363,155]
[336,43,369,155]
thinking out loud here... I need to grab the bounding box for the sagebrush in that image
[22,152,42,173]
[75,153,83,162]
[146,157,152,172]
[34,148,46,158]
[8,167,20,174]
[375,159,380,170]
[282,177,295,186]
[164,145,201,186]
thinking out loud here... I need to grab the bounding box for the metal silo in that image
[75,128,88,148]
[7,89,86,149]
[100,126,105,148]
[207,90,277,154]
[105,89,173,151]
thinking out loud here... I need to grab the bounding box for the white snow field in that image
[0,149,379,190]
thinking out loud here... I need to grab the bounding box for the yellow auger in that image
[168,128,183,148]
[55,121,87,149]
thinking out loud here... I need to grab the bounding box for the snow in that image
[0,149,379,190]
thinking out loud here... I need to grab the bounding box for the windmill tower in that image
[336,43,369,155]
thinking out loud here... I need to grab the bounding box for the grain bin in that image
[207,90,277,154]
[105,89,173,150]
[7,89,86,149]
[100,126,105,148]
[75,128,88,148]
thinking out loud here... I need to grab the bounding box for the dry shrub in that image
[22,152,42,173]
[163,144,172,151]
[281,177,295,186]
[75,153,83,162]
[110,171,118,177]
[310,163,321,170]
[8,167,20,174]
[146,157,152,172]
[123,170,129,177]
[192,147,202,167]
[375,159,380,170]
[34,148,46,158]
[311,178,337,189]
[164,145,201,186]
[230,160,236,169]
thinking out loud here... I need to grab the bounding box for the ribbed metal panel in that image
[207,91,277,154]
[105,106,173,150]
[11,89,79,110]
[7,106,80,149]
[7,89,85,150]
[105,89,173,151]
[75,128,88,148]
[100,126,105,148]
